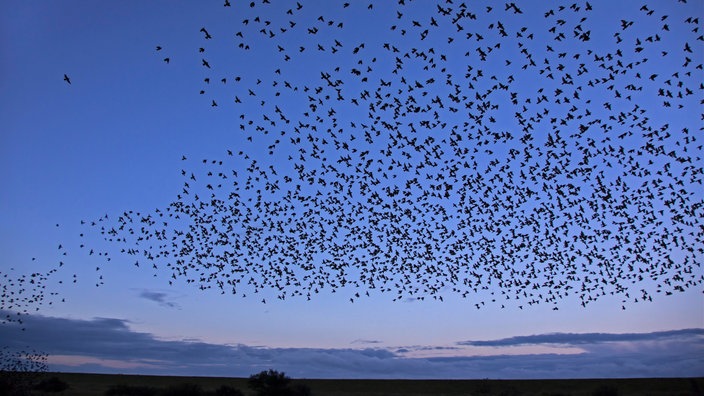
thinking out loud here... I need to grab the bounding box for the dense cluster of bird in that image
[1,267,62,328]
[0,346,48,373]
[67,0,703,309]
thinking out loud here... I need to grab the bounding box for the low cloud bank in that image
[1,311,702,379]
[457,328,704,347]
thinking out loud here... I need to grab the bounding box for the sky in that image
[1,0,703,379]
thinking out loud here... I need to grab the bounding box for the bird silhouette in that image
[69,0,704,310]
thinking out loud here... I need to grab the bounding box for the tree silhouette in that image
[248,370,311,396]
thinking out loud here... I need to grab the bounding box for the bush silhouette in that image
[498,386,522,396]
[289,383,312,396]
[214,384,244,396]
[592,384,619,396]
[161,383,202,396]
[104,384,159,396]
[474,379,493,395]
[248,370,311,396]
[0,375,20,396]
[33,376,69,392]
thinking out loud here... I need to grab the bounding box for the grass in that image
[20,372,704,396]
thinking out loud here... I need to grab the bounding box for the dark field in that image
[19,372,704,396]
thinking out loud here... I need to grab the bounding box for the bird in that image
[63,74,71,84]
[56,0,703,312]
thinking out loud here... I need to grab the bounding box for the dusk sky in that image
[1,0,703,379]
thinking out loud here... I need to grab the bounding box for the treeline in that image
[2,369,311,396]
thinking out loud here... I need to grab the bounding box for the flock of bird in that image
[38,0,704,311]
[1,267,62,327]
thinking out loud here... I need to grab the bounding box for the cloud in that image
[1,311,702,379]
[393,345,463,358]
[350,339,382,345]
[457,328,704,347]
[137,290,180,309]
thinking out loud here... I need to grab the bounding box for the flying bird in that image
[62,0,703,311]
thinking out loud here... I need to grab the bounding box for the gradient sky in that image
[1,0,703,379]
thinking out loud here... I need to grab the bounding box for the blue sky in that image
[1,0,703,379]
